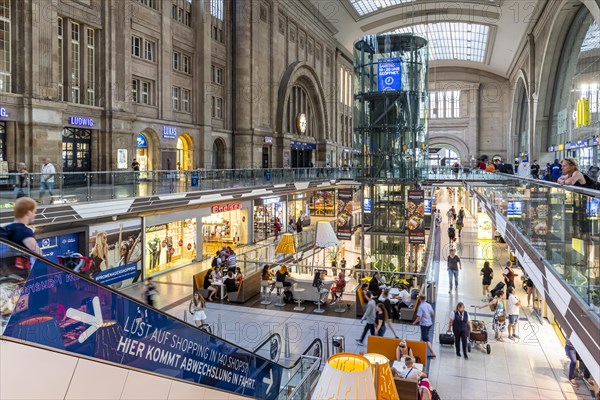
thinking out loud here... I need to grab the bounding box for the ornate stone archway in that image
[428,135,470,161]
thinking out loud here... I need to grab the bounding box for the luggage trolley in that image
[468,305,491,354]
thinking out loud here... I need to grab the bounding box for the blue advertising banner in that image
[587,198,599,220]
[38,233,81,263]
[364,198,372,213]
[507,201,522,218]
[424,199,432,216]
[378,58,402,91]
[2,259,282,399]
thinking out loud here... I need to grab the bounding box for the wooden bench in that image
[355,283,367,317]
[399,285,426,321]
[367,336,428,371]
[393,377,419,400]
[226,270,261,303]
[193,269,210,299]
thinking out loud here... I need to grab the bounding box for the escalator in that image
[0,239,323,400]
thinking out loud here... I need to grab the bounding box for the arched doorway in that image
[136,132,150,171]
[176,134,193,170]
[212,138,225,169]
[429,145,461,170]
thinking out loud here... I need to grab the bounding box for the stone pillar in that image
[194,0,212,168]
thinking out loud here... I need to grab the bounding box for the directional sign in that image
[263,368,273,395]
[65,296,103,343]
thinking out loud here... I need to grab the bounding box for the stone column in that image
[193,0,212,168]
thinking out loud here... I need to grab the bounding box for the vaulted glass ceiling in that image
[390,23,490,63]
[349,0,499,17]
[581,22,599,52]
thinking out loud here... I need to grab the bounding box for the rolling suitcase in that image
[439,332,455,346]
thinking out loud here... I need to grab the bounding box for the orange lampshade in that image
[275,233,296,254]
[364,353,400,400]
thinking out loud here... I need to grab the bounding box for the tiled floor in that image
[123,188,596,399]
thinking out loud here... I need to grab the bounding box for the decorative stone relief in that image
[289,24,296,42]
[279,14,285,34]
[260,4,268,22]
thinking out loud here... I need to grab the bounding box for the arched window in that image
[549,7,600,161]
[517,86,529,155]
[212,138,225,169]
[285,85,315,137]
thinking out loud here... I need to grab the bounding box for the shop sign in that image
[69,116,95,127]
[290,141,316,150]
[146,224,167,233]
[264,136,273,144]
[37,232,81,264]
[117,149,128,169]
[507,201,522,218]
[407,190,425,244]
[261,197,280,205]
[568,140,588,149]
[0,107,8,118]
[364,198,372,213]
[163,126,177,139]
[1,260,283,400]
[591,137,599,146]
[136,133,148,147]
[336,189,353,240]
[211,202,242,214]
[424,199,432,216]
[378,58,402,92]
[558,144,565,151]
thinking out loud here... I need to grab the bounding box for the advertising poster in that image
[477,212,493,240]
[2,261,282,400]
[587,198,599,220]
[336,188,353,240]
[406,190,425,244]
[378,58,402,91]
[89,219,143,288]
[424,199,432,216]
[38,233,82,264]
[507,201,522,218]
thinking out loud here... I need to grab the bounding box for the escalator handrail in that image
[0,238,321,372]
[490,173,600,198]
[252,332,282,363]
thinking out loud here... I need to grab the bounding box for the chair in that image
[274,282,285,307]
[313,287,328,314]
[334,288,346,313]
[293,284,305,311]
[260,280,272,305]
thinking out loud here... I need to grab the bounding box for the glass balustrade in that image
[471,179,600,316]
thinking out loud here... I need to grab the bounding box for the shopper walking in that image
[480,261,494,297]
[273,218,281,241]
[446,206,456,223]
[455,212,464,237]
[144,277,158,307]
[506,286,521,340]
[447,248,461,293]
[39,157,56,203]
[4,197,41,254]
[503,261,517,299]
[14,162,29,198]
[448,302,472,359]
[530,160,540,179]
[525,275,534,306]
[287,218,295,233]
[448,224,456,245]
[189,291,207,327]
[356,291,376,345]
[413,294,436,358]
[296,217,303,233]
[380,290,400,338]
[479,290,506,341]
[550,159,562,182]
[374,303,388,337]
[565,338,578,385]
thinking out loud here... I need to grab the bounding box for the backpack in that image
[211,256,219,268]
[448,227,455,237]
[583,174,600,191]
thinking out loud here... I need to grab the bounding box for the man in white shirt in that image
[397,286,412,308]
[39,157,56,202]
[397,357,426,380]
[507,286,521,340]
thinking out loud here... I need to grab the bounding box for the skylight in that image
[581,22,600,52]
[349,0,499,17]
[349,0,415,17]
[390,23,490,63]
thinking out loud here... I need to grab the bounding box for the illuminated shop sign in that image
[264,136,273,144]
[290,141,316,150]
[591,137,599,146]
[0,107,8,118]
[163,126,177,139]
[568,140,588,149]
[262,197,281,205]
[69,116,94,127]
[558,144,565,151]
[136,133,148,147]
[211,202,242,214]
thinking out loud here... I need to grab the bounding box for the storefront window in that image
[309,190,335,217]
[62,127,92,185]
[254,198,286,241]
[201,206,248,255]
[145,219,197,276]
[549,6,600,168]
[287,193,309,227]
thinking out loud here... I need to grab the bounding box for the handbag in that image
[497,314,506,323]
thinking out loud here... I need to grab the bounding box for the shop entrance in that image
[0,121,6,161]
[62,127,92,185]
[201,208,248,255]
[136,133,150,174]
[254,198,286,241]
[291,149,312,168]
[177,135,193,170]
[262,146,269,168]
[212,138,225,169]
